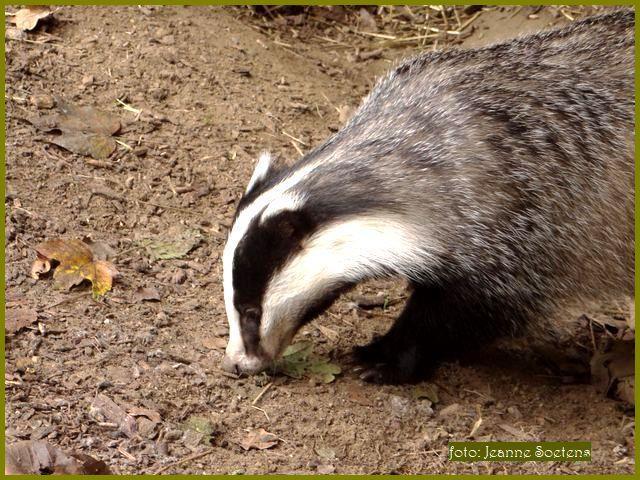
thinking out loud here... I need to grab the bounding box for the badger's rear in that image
[222,10,634,383]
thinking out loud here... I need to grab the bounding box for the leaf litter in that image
[275,341,342,383]
[5,440,111,475]
[239,428,279,451]
[8,6,53,32]
[140,227,202,261]
[27,100,121,159]
[31,239,119,298]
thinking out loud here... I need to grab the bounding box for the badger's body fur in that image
[222,10,635,383]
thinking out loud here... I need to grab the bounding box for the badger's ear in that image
[246,151,274,194]
[268,207,316,242]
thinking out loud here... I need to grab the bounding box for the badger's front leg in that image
[353,286,440,384]
[354,285,503,384]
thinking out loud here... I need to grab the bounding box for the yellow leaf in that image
[32,239,118,297]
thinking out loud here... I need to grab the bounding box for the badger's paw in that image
[353,343,428,384]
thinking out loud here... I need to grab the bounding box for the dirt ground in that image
[4,5,635,475]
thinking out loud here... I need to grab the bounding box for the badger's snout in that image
[221,352,270,376]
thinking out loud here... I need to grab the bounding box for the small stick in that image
[282,130,308,146]
[251,405,270,421]
[251,382,273,405]
[290,140,304,157]
[458,11,482,32]
[117,447,136,461]
[154,448,216,474]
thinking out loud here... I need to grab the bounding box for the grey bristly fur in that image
[227,9,635,383]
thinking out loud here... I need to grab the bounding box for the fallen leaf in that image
[133,286,162,303]
[89,394,137,439]
[10,6,52,32]
[128,407,161,424]
[143,228,202,260]
[32,239,118,298]
[5,440,111,475]
[51,133,117,160]
[183,415,215,445]
[5,308,38,334]
[308,362,342,384]
[276,342,341,382]
[35,102,121,136]
[239,428,279,451]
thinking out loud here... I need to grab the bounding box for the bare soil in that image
[4,5,634,474]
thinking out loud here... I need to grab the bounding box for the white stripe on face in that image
[259,214,442,355]
[222,161,319,361]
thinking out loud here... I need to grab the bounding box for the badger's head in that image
[221,152,434,376]
[221,152,349,375]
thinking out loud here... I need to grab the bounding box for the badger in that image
[221,9,635,384]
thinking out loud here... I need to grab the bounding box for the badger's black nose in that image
[221,355,241,376]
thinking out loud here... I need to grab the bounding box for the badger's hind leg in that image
[353,285,518,384]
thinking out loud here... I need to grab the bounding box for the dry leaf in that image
[36,102,121,135]
[5,308,38,334]
[11,6,52,32]
[128,407,161,424]
[133,286,162,303]
[240,428,279,451]
[5,440,111,475]
[51,133,117,160]
[32,239,118,298]
[90,394,137,439]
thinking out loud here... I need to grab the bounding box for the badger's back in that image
[260,10,635,319]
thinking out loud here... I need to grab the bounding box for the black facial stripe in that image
[232,208,317,351]
[240,310,262,356]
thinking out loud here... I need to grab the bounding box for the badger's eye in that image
[243,307,261,323]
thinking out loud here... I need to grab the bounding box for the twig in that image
[154,448,216,474]
[251,405,270,421]
[282,130,308,146]
[290,140,304,157]
[251,382,273,405]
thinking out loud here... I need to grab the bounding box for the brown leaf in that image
[51,133,117,160]
[5,308,38,334]
[11,7,52,31]
[90,394,137,439]
[32,239,118,298]
[133,286,162,303]
[45,102,121,135]
[5,440,111,475]
[128,407,161,424]
[239,428,279,451]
